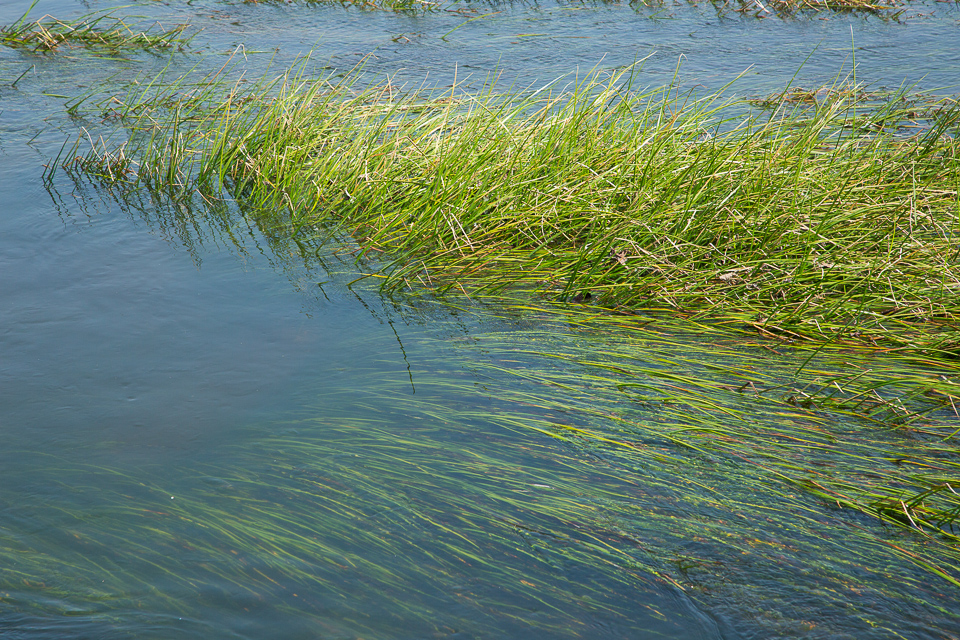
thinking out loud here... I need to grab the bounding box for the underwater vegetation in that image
[237,0,929,19]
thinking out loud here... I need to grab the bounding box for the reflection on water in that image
[2,0,960,638]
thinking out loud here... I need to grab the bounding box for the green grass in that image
[0,3,194,54]
[68,65,960,359]
[57,57,960,553]
[34,57,960,607]
[50,147,960,561]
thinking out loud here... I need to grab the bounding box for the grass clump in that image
[68,66,960,357]
[50,73,960,585]
[0,3,194,54]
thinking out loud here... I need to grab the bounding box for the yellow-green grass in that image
[68,65,960,360]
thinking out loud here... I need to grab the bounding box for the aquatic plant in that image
[47,154,960,570]
[0,3,194,54]
[67,65,960,360]
[33,58,960,611]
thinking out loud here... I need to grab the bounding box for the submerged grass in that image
[455,303,960,565]
[48,61,960,584]
[2,300,959,635]
[0,3,194,54]
[69,64,960,359]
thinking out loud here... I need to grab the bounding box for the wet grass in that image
[5,0,958,630]
[66,65,960,360]
[463,304,960,563]
[747,84,957,112]
[0,3,194,54]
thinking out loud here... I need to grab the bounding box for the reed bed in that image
[69,66,960,359]
[0,4,194,54]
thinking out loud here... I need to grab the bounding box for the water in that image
[2,0,960,638]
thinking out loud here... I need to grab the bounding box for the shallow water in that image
[2,0,960,638]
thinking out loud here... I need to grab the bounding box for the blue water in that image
[2,0,960,638]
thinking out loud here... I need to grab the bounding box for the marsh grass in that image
[52,57,960,549]
[68,65,960,360]
[0,3,194,54]
[465,303,960,563]
[746,84,954,112]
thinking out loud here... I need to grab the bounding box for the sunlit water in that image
[2,0,960,638]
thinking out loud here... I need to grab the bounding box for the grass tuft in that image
[69,65,960,359]
[1,3,194,54]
